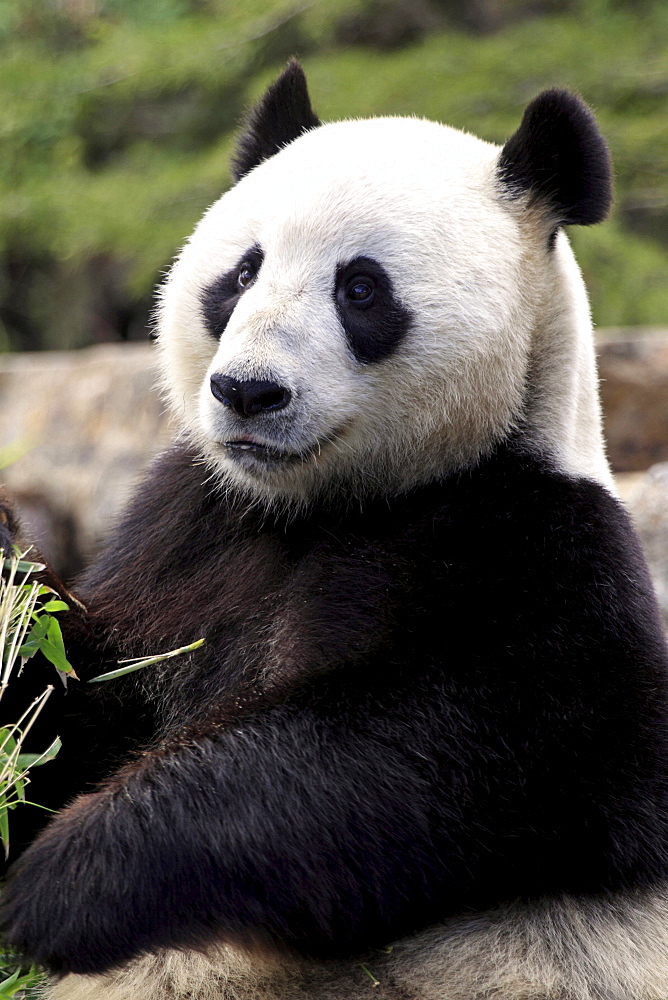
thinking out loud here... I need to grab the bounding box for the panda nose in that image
[210,375,292,417]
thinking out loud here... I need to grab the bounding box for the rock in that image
[617,464,668,627]
[598,328,668,472]
[0,343,172,577]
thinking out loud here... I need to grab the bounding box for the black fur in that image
[231,60,321,182]
[201,245,264,341]
[0,494,18,556]
[3,441,668,975]
[497,89,613,232]
[335,256,413,364]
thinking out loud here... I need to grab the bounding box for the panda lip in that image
[225,439,270,451]
[222,428,344,464]
[223,439,295,462]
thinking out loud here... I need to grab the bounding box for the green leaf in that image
[11,775,25,803]
[39,600,69,614]
[0,969,20,992]
[89,638,205,683]
[18,616,50,659]
[359,964,380,988]
[0,438,32,471]
[1,558,45,575]
[17,736,62,770]
[0,793,10,859]
[0,965,45,996]
[0,730,17,754]
[37,618,75,675]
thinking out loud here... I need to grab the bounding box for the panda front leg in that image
[0,692,448,977]
[7,699,668,1000]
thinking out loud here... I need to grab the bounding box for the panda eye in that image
[237,262,257,291]
[346,276,376,307]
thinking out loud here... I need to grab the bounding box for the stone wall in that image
[0,343,172,578]
[598,327,668,472]
[1,331,667,619]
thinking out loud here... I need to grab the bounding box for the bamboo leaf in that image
[17,617,50,659]
[0,793,9,859]
[1,559,45,575]
[0,438,33,471]
[17,736,62,770]
[0,730,17,754]
[89,639,205,683]
[0,969,20,991]
[38,618,75,675]
[39,600,69,614]
[0,965,45,996]
[12,776,25,804]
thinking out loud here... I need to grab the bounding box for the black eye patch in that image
[200,245,264,341]
[334,256,413,364]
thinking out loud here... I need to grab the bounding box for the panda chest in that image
[148,525,416,712]
[210,532,404,694]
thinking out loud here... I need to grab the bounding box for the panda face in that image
[158,116,540,506]
[157,68,614,506]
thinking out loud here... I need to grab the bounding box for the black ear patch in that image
[231,60,321,182]
[498,90,612,230]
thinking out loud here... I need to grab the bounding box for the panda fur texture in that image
[4,62,668,1000]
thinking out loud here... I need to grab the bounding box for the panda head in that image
[156,61,613,509]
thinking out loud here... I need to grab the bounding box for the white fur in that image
[49,890,668,1000]
[156,115,613,511]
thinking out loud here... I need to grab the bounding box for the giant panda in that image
[3,60,668,1000]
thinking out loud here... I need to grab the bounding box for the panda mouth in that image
[223,427,346,466]
[223,439,306,464]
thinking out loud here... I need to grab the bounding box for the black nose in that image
[210,375,292,417]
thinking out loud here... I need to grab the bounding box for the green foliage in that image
[0,726,61,862]
[0,552,68,997]
[1,0,667,350]
[0,963,44,998]
[0,560,76,686]
[0,553,72,857]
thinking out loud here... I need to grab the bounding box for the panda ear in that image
[231,60,321,182]
[497,90,613,231]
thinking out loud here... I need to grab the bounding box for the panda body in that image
[4,64,668,1000]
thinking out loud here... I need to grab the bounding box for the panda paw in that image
[1,791,146,975]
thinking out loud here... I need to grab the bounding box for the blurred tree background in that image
[1,0,667,353]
